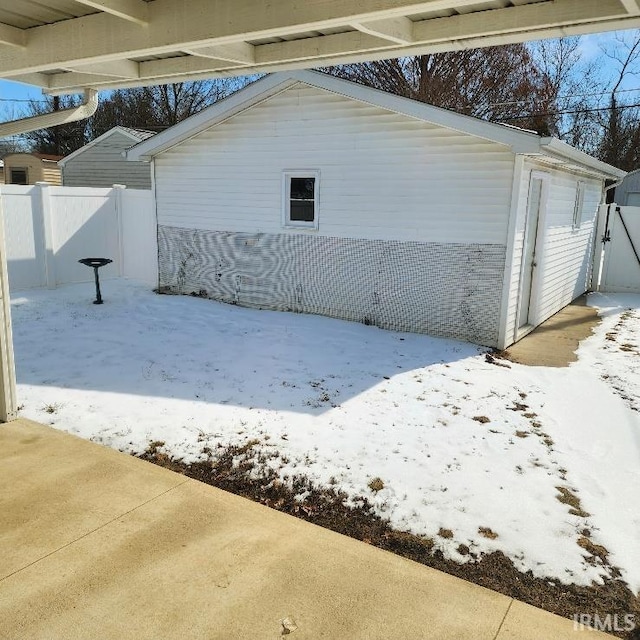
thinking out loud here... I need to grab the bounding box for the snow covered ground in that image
[11,279,640,593]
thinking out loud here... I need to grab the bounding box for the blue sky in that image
[576,30,640,107]
[0,29,638,110]
[0,80,43,103]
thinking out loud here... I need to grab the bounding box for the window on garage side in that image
[283,171,319,229]
[572,181,585,230]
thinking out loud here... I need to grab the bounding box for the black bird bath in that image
[78,258,113,304]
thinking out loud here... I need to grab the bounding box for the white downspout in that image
[0,88,98,138]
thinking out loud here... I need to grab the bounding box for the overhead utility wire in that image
[498,101,640,121]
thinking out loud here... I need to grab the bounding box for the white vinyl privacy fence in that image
[1,184,157,291]
[594,204,640,294]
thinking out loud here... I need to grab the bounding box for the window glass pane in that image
[11,169,27,185]
[573,182,584,228]
[290,177,315,200]
[290,200,314,222]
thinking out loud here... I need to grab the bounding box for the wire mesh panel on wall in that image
[158,226,506,346]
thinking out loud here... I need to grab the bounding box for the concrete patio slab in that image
[496,600,602,639]
[0,418,184,580]
[0,419,614,639]
[506,295,600,367]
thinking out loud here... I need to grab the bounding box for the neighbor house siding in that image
[504,160,603,344]
[155,84,515,245]
[613,169,640,205]
[4,155,44,184]
[62,131,152,189]
[41,162,61,186]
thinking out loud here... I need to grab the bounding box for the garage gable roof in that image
[127,70,624,179]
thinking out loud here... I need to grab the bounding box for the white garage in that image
[128,71,624,347]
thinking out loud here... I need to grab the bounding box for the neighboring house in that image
[127,71,624,349]
[611,168,640,206]
[3,153,63,185]
[59,126,155,189]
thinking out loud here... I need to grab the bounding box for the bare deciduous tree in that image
[19,77,258,155]
[597,32,640,170]
[88,78,254,138]
[529,37,601,152]
[324,45,555,134]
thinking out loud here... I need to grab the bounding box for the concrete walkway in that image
[506,295,600,367]
[0,419,613,639]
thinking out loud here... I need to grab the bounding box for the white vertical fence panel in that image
[1,184,156,291]
[49,186,119,284]
[2,186,47,290]
[121,188,158,287]
[599,205,640,293]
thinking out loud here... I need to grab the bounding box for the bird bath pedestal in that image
[78,258,113,304]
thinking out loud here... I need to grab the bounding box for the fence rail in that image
[1,183,157,291]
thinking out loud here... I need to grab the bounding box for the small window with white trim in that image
[283,171,319,229]
[572,181,585,229]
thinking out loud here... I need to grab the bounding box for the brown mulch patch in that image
[139,441,639,638]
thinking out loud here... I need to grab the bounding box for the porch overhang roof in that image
[0,0,638,97]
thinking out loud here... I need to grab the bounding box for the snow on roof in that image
[118,127,157,142]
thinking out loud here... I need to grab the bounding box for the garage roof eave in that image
[127,75,302,161]
[539,138,626,180]
[127,70,547,161]
[127,71,625,180]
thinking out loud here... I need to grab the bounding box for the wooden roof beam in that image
[350,17,414,44]
[73,0,149,26]
[0,22,26,48]
[620,0,640,14]
[64,59,140,78]
[184,42,257,65]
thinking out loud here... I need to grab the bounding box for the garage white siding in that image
[155,84,515,245]
[504,160,603,345]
